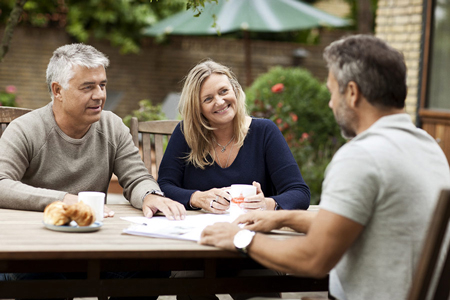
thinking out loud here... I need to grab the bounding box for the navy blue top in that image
[158,118,310,210]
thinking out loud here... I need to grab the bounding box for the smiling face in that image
[200,73,237,129]
[53,65,107,138]
[327,70,357,139]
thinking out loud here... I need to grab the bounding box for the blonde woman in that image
[158,60,310,213]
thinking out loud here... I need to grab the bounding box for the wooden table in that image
[0,204,328,299]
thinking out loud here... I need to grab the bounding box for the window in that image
[426,0,450,110]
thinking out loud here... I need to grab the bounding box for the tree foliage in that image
[0,0,27,62]
[344,0,378,33]
[0,0,216,55]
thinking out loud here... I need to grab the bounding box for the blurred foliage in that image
[0,0,207,54]
[344,0,378,31]
[0,85,18,107]
[123,99,166,128]
[246,67,345,204]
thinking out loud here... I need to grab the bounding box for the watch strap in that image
[142,189,165,202]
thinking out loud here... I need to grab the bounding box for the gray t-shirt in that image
[0,103,159,211]
[320,113,450,300]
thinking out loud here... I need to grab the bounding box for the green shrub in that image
[246,66,345,204]
[0,85,18,107]
[123,99,167,127]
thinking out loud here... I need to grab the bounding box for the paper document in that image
[121,214,235,241]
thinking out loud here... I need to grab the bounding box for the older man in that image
[0,43,185,220]
[200,35,450,300]
[0,43,185,300]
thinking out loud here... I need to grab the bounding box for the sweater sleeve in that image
[109,115,160,210]
[157,124,199,209]
[262,120,310,210]
[0,118,67,211]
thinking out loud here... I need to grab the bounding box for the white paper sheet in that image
[121,214,235,241]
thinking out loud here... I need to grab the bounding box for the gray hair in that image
[323,34,407,109]
[46,44,110,100]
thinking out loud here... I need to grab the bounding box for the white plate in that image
[43,221,103,233]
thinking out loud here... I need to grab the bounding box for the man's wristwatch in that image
[233,229,256,256]
[143,189,165,201]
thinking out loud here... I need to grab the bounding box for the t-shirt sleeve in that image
[319,143,380,225]
[111,115,159,209]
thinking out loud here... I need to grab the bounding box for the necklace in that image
[213,139,235,168]
[213,135,235,153]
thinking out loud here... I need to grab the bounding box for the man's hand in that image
[199,222,241,251]
[233,210,284,232]
[63,193,115,218]
[62,193,78,205]
[104,205,115,218]
[143,194,186,220]
[235,210,317,234]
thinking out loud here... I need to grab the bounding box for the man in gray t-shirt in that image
[199,35,450,300]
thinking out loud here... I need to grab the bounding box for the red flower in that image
[302,132,309,139]
[290,113,298,122]
[277,102,283,108]
[271,83,284,93]
[276,118,282,124]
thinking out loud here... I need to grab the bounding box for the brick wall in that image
[0,27,353,118]
[314,0,351,18]
[375,0,423,122]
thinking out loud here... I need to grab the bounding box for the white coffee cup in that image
[78,191,105,222]
[229,184,257,218]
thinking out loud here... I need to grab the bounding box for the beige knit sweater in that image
[0,103,159,211]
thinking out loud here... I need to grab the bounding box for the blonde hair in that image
[178,59,248,169]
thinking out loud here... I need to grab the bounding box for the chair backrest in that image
[130,117,179,177]
[407,189,450,300]
[0,106,33,138]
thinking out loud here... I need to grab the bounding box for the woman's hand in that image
[241,181,276,211]
[190,188,231,213]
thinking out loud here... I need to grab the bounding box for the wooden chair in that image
[407,189,450,300]
[130,117,179,177]
[0,106,32,137]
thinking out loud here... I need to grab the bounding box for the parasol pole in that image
[243,30,252,87]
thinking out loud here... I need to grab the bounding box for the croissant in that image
[65,201,96,226]
[43,201,71,226]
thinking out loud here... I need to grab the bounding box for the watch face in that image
[234,230,255,249]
